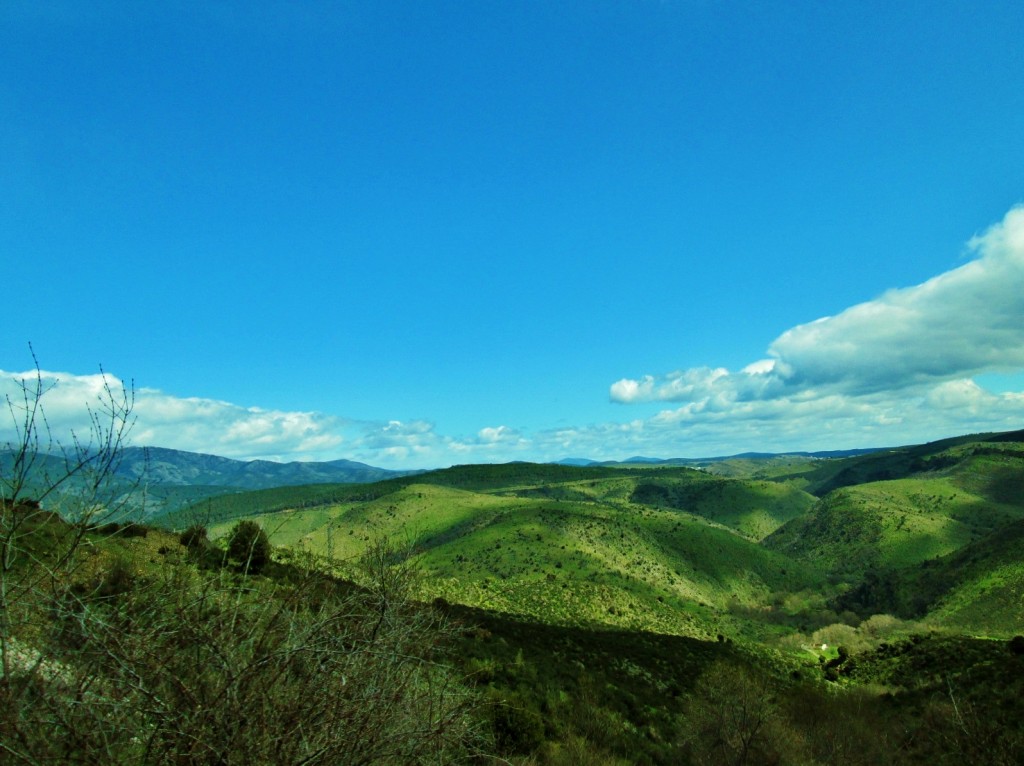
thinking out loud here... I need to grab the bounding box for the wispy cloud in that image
[0,373,534,468]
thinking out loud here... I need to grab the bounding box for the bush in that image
[97,554,138,600]
[179,524,208,549]
[227,520,271,574]
[489,690,545,754]
[92,522,149,538]
[121,523,149,538]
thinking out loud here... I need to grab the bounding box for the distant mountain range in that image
[554,447,883,467]
[113,445,885,490]
[116,446,412,489]
[116,445,889,492]
[9,439,990,520]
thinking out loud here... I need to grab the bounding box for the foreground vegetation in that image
[7,511,1023,765]
[4,364,1023,763]
[2,518,485,764]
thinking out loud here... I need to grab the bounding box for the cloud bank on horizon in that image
[0,369,529,467]
[4,207,1024,468]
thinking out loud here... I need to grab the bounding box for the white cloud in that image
[0,369,346,462]
[477,425,519,444]
[0,370,535,469]
[612,205,1024,406]
[353,419,443,464]
[597,205,1024,456]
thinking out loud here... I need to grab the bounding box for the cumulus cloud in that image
[612,205,1024,406]
[477,425,525,445]
[535,380,1024,462]
[0,369,536,469]
[0,368,346,461]
[352,419,446,464]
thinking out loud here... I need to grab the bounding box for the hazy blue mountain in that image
[116,447,408,490]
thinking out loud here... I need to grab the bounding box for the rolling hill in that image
[764,438,1024,582]
[186,465,824,638]
[158,428,1024,642]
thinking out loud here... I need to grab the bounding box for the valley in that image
[159,432,1024,646]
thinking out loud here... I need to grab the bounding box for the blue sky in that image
[2,1,1023,468]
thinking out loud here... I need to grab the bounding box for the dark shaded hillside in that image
[445,602,744,763]
[629,473,814,540]
[157,481,366,528]
[844,633,1024,763]
[414,461,656,490]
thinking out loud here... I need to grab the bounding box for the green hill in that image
[171,431,1024,640]
[158,461,648,527]
[771,429,1024,496]
[199,469,825,639]
[765,443,1024,581]
[628,473,815,540]
[837,517,1024,636]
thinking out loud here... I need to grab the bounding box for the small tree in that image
[228,519,271,574]
[681,660,808,766]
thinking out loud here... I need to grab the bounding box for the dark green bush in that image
[227,520,271,574]
[489,691,545,754]
[179,524,208,549]
[92,522,149,538]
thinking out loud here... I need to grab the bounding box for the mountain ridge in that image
[117,446,411,489]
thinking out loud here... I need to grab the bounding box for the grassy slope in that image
[837,516,1024,636]
[195,435,1024,639]
[765,448,1024,581]
[766,444,1024,636]
[772,429,1024,496]
[208,471,825,639]
[912,518,1024,635]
